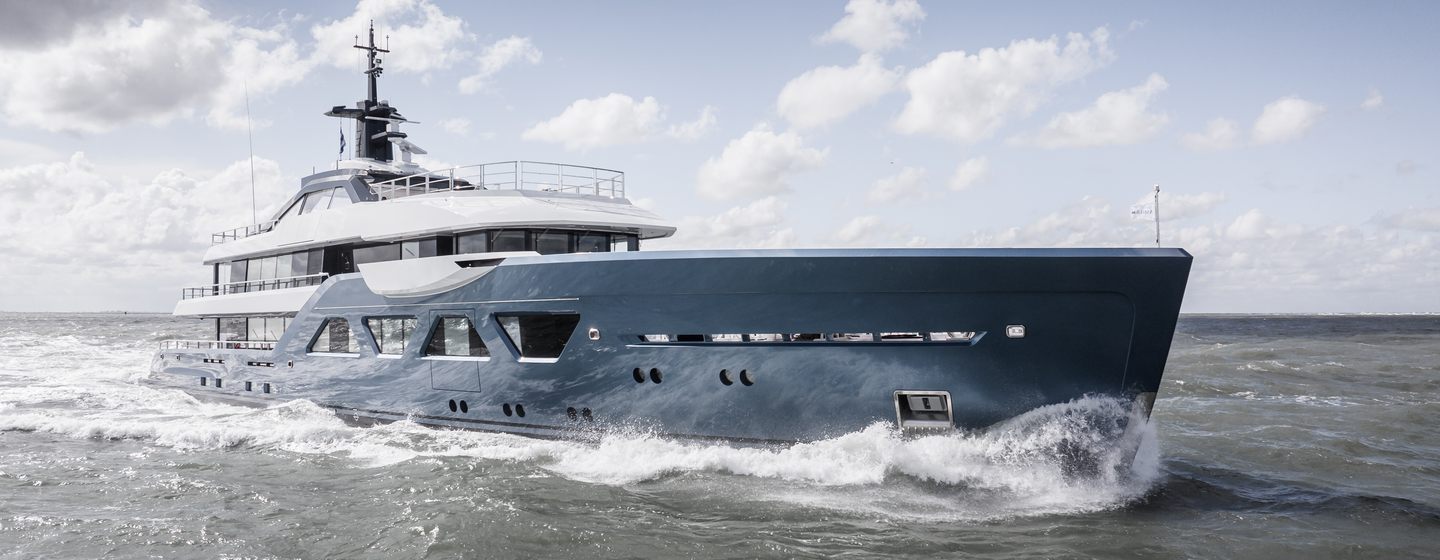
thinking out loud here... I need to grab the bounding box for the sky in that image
[0,0,1436,313]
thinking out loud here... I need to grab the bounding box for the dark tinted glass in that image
[490,230,528,252]
[576,233,609,253]
[353,243,402,265]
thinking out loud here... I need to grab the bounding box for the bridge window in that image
[327,187,352,209]
[353,243,401,265]
[301,189,333,213]
[457,231,488,254]
[309,318,357,354]
[425,316,489,358]
[576,233,609,253]
[366,316,417,355]
[490,230,528,252]
[533,231,570,255]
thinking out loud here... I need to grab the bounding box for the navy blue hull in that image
[150,248,1192,442]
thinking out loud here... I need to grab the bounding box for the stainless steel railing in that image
[159,339,278,351]
[211,219,278,245]
[370,161,625,201]
[180,272,328,300]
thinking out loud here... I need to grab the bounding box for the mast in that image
[324,20,409,163]
[1153,184,1161,247]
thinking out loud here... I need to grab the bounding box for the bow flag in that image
[339,126,347,157]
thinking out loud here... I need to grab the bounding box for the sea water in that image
[0,313,1436,558]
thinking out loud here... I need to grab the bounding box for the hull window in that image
[366,316,418,355]
[425,316,490,358]
[309,318,357,353]
[497,314,581,359]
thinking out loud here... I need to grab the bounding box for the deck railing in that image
[181,273,329,300]
[370,161,625,201]
[211,219,278,245]
[159,339,278,351]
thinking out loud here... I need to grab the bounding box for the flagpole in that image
[1153,184,1161,247]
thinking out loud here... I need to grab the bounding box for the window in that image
[533,231,570,255]
[229,260,248,286]
[220,318,246,341]
[497,314,581,359]
[279,199,304,222]
[309,318,358,354]
[306,248,325,275]
[401,238,437,259]
[300,189,333,214]
[290,251,310,278]
[353,243,401,265]
[576,233,609,253]
[327,187,352,209]
[490,230,528,252]
[425,316,489,358]
[612,234,639,252]
[366,316,417,355]
[457,231,488,254]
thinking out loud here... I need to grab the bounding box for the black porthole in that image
[214,378,223,389]
[740,369,755,386]
[516,404,526,417]
[459,400,469,413]
[503,403,513,417]
[448,399,458,412]
[581,408,593,421]
[199,377,207,386]
[245,381,253,392]
[719,369,734,386]
[567,407,578,420]
[649,368,662,384]
[262,383,272,394]
[632,367,645,383]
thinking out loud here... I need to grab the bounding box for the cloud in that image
[310,0,470,74]
[867,166,927,203]
[1141,191,1227,221]
[666,105,718,141]
[948,156,989,191]
[523,94,714,150]
[1014,74,1170,148]
[1378,207,1440,231]
[777,53,900,129]
[0,1,308,133]
[658,196,797,249]
[819,0,926,53]
[696,125,829,200]
[1361,88,1384,111]
[1396,160,1418,176]
[0,0,142,49]
[457,36,541,94]
[1180,118,1241,151]
[438,117,471,135]
[1252,96,1325,145]
[894,28,1114,143]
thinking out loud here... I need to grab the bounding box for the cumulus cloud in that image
[1014,74,1170,148]
[310,0,470,74]
[948,156,989,191]
[666,105,718,141]
[522,94,715,150]
[657,196,797,249]
[1252,96,1325,145]
[868,166,927,203]
[1180,118,1241,151]
[894,28,1114,143]
[457,36,541,94]
[1361,88,1384,111]
[777,53,900,129]
[438,117,471,135]
[819,0,926,53]
[1140,191,1227,221]
[0,152,290,310]
[696,126,829,200]
[1378,207,1440,231]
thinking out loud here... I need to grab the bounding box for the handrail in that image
[181,272,329,300]
[160,339,278,351]
[211,219,278,245]
[369,161,625,201]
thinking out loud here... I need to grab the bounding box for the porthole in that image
[459,400,469,413]
[503,403,513,417]
[649,368,662,384]
[719,369,734,386]
[262,383,272,394]
[567,407,578,420]
[632,367,645,383]
[516,404,526,417]
[448,399,457,412]
[581,408,593,421]
[740,369,755,386]
[244,381,253,392]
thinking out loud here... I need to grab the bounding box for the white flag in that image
[1130,203,1154,220]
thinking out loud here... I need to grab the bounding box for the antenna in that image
[1153,184,1161,247]
[245,82,257,225]
[355,20,390,104]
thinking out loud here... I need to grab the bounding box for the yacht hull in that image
[149,248,1192,443]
